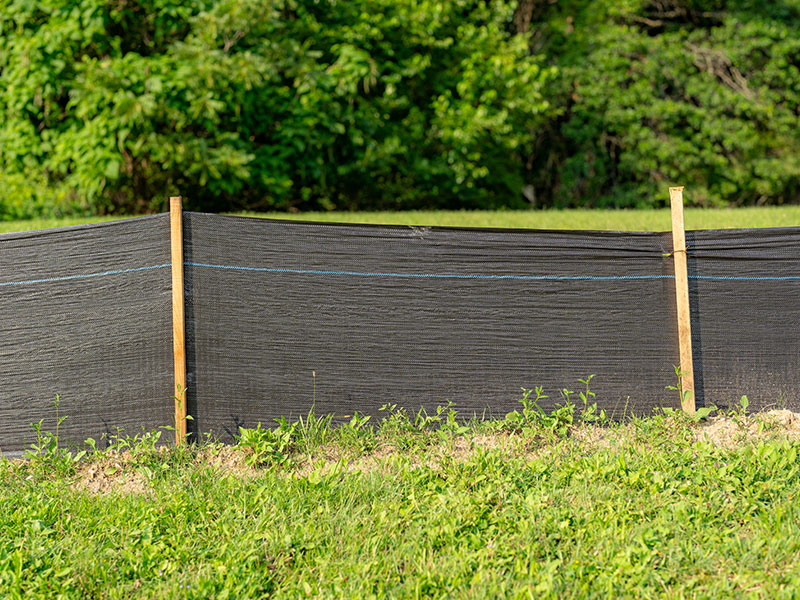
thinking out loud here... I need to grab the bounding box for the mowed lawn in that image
[2,408,800,599]
[2,205,800,234]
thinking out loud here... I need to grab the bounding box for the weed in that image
[438,402,469,439]
[103,428,164,455]
[736,394,749,417]
[293,371,336,453]
[413,406,442,432]
[547,402,575,437]
[576,374,607,423]
[500,386,574,438]
[236,419,297,466]
[296,405,334,456]
[25,395,85,476]
[660,405,715,424]
[663,365,718,423]
[727,394,750,431]
[163,383,193,443]
[666,364,694,409]
[378,403,413,437]
[337,411,375,455]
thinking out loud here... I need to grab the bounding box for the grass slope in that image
[2,206,799,234]
[3,405,800,599]
[240,206,800,232]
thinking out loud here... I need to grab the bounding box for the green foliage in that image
[1,1,798,216]
[527,0,800,207]
[661,405,716,423]
[437,402,470,438]
[500,385,576,437]
[336,411,375,455]
[24,396,86,477]
[576,374,607,423]
[295,405,334,456]
[236,419,297,466]
[162,383,193,441]
[4,410,800,597]
[0,0,552,217]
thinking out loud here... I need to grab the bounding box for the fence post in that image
[170,196,188,443]
[669,186,696,414]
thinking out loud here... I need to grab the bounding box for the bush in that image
[2,0,797,215]
[0,0,553,216]
[524,0,800,207]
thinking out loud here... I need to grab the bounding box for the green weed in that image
[236,419,297,466]
[437,402,470,439]
[501,385,575,438]
[296,406,334,457]
[576,374,607,424]
[160,383,194,444]
[25,396,85,477]
[337,412,375,455]
[665,364,694,410]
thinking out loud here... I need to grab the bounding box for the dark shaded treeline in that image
[0,0,797,218]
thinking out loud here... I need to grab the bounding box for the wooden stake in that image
[669,187,696,414]
[170,196,188,443]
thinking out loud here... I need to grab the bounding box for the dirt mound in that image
[73,453,150,495]
[194,444,254,476]
[63,410,800,494]
[697,409,800,448]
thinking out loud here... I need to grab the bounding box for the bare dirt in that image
[194,444,253,476]
[696,409,800,449]
[72,451,151,496]
[62,410,800,494]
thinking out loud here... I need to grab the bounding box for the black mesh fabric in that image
[2,213,798,453]
[0,216,173,454]
[183,213,684,440]
[687,228,800,411]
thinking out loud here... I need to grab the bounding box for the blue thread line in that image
[2,262,798,287]
[0,264,171,287]
[186,262,666,280]
[692,275,800,281]
[185,262,800,281]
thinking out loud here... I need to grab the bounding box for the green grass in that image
[2,206,800,234]
[0,215,135,234]
[240,206,800,232]
[3,400,800,599]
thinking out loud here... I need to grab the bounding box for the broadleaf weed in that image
[25,395,85,477]
[237,419,297,467]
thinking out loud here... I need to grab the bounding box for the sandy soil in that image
[61,410,800,495]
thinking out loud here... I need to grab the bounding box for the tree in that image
[525,0,800,207]
[0,0,553,216]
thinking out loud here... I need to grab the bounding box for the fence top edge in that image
[184,211,670,238]
[0,213,169,242]
[2,211,799,240]
[184,211,800,239]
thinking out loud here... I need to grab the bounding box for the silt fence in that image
[1,210,799,453]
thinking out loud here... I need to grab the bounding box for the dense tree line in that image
[0,0,797,218]
[523,0,800,208]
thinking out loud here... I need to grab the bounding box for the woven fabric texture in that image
[184,213,683,440]
[2,213,798,452]
[0,216,173,454]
